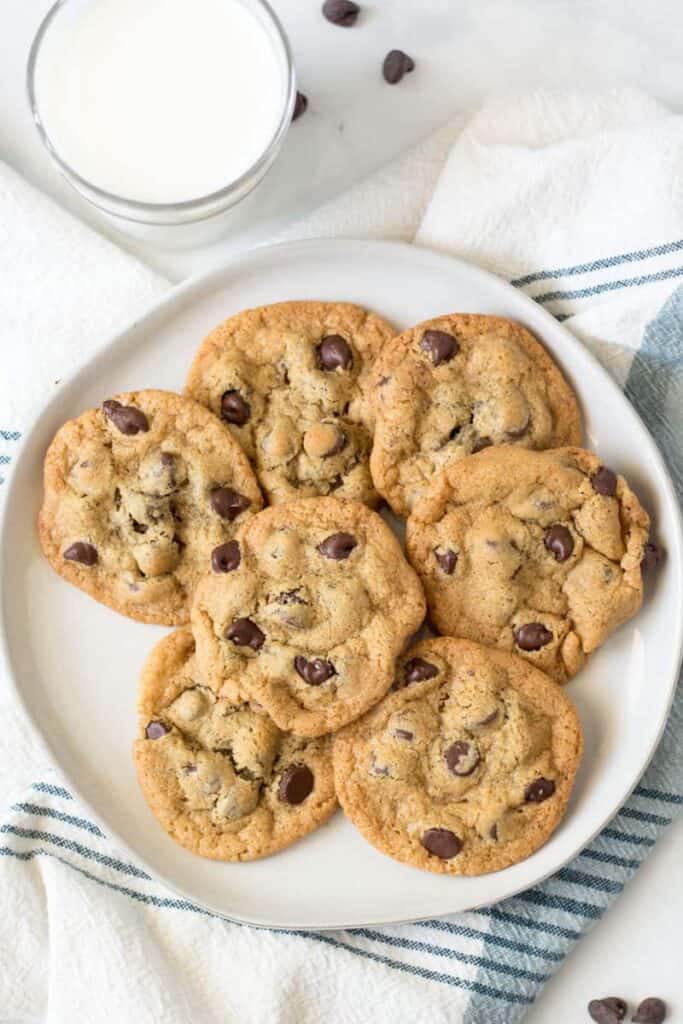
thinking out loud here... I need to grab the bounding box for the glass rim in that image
[26,0,296,219]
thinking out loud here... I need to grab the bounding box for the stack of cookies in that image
[39,302,654,876]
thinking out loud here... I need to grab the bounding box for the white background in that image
[2,1,683,1020]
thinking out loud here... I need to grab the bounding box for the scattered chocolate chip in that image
[279,764,314,804]
[131,519,148,534]
[318,531,357,559]
[211,540,241,573]
[514,622,553,651]
[404,658,439,684]
[421,827,462,859]
[292,91,308,120]
[525,777,556,803]
[102,399,149,435]
[544,523,574,561]
[633,998,667,1024]
[448,425,462,441]
[641,541,662,574]
[489,824,499,841]
[471,435,492,453]
[225,618,265,651]
[210,486,250,520]
[420,329,459,366]
[294,655,336,685]
[322,0,359,26]
[444,740,480,777]
[322,429,347,458]
[318,335,353,371]
[220,390,251,426]
[182,763,197,774]
[378,375,391,387]
[394,728,414,740]
[146,721,168,740]
[591,465,618,497]
[435,548,457,574]
[474,709,499,727]
[63,541,98,566]
[588,997,628,1024]
[383,49,415,85]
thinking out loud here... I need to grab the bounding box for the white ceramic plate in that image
[2,240,681,930]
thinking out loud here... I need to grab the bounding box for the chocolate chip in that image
[383,49,415,85]
[420,329,459,366]
[591,465,618,497]
[444,740,480,777]
[588,997,628,1024]
[421,827,462,859]
[294,655,336,685]
[292,91,308,120]
[102,399,149,435]
[318,532,357,559]
[131,519,148,534]
[473,709,499,728]
[489,823,499,841]
[210,486,250,520]
[63,541,98,566]
[633,998,667,1023]
[182,763,197,774]
[514,622,553,651]
[146,721,168,740]
[641,541,662,574]
[435,548,457,574]
[394,728,414,740]
[225,618,265,651]
[318,335,353,371]
[220,390,251,426]
[211,540,241,573]
[279,764,314,804]
[404,658,439,684]
[544,524,574,561]
[525,777,556,803]
[472,435,492,453]
[322,429,347,457]
[322,0,359,25]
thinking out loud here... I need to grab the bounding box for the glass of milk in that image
[27,0,295,240]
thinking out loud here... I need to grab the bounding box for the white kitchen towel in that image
[1,87,683,1024]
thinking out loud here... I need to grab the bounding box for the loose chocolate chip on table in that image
[525,777,556,803]
[146,721,169,740]
[210,486,250,520]
[102,399,149,435]
[211,540,241,573]
[420,329,459,366]
[544,523,574,562]
[514,622,553,651]
[633,998,667,1024]
[225,618,265,651]
[318,531,357,559]
[591,465,618,497]
[220,390,251,426]
[421,827,462,859]
[322,0,360,26]
[435,548,457,574]
[588,997,628,1024]
[394,728,414,740]
[63,541,98,566]
[292,91,308,120]
[279,764,314,804]
[294,655,336,685]
[445,740,480,777]
[383,49,415,85]
[318,334,353,371]
[404,658,439,684]
[641,541,662,574]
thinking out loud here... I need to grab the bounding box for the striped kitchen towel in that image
[1,88,682,1023]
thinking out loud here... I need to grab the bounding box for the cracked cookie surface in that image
[38,389,263,625]
[406,446,650,682]
[370,314,583,516]
[133,629,336,860]
[191,497,426,737]
[333,637,583,875]
[185,301,395,506]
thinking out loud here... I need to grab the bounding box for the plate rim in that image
[2,237,682,931]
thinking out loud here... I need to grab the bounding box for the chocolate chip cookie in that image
[185,301,395,506]
[333,637,583,875]
[134,629,336,860]
[370,314,583,516]
[39,390,263,625]
[191,497,426,737]
[406,446,650,683]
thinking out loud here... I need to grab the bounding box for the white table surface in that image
[2,1,682,1020]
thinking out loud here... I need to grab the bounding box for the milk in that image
[35,0,288,205]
